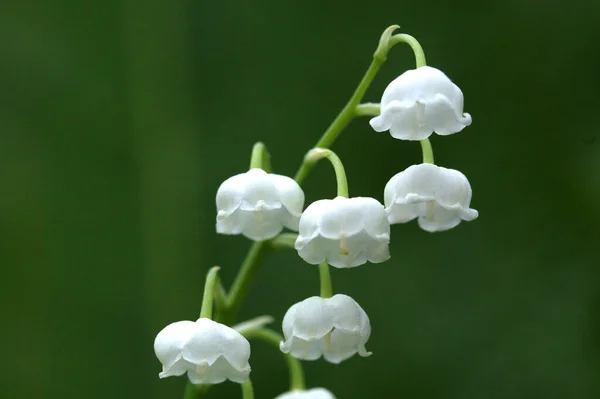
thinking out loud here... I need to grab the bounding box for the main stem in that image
[222,51,387,325]
[294,57,384,184]
[221,241,269,324]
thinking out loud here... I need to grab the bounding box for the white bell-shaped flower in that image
[294,196,390,268]
[384,163,478,232]
[216,168,304,241]
[280,294,371,364]
[154,318,251,384]
[275,388,336,399]
[370,66,472,140]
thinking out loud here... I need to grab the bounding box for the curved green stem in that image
[355,103,381,117]
[233,315,275,335]
[420,138,435,164]
[249,142,272,172]
[199,266,221,319]
[294,56,385,185]
[389,33,427,68]
[318,261,333,298]
[242,328,306,391]
[221,242,270,324]
[241,379,254,399]
[269,233,299,250]
[213,278,228,320]
[305,149,349,198]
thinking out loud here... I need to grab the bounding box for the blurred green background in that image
[1,0,599,398]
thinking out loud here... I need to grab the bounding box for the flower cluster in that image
[153,25,479,399]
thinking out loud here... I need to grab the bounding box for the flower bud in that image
[154,318,251,384]
[384,163,478,232]
[295,196,390,268]
[280,294,371,364]
[216,168,304,241]
[370,66,471,140]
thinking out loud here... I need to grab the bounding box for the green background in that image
[1,0,599,398]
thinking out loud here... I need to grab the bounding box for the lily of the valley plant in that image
[153,25,478,398]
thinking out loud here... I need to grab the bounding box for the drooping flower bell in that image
[369,66,472,140]
[154,318,251,384]
[294,196,390,268]
[216,168,305,241]
[279,294,371,364]
[384,163,478,232]
[275,388,336,399]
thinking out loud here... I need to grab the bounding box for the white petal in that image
[280,336,324,361]
[285,296,332,340]
[269,174,305,218]
[158,356,190,378]
[297,199,331,240]
[237,208,287,241]
[275,388,336,399]
[317,197,367,239]
[357,197,390,239]
[182,318,251,383]
[369,111,392,132]
[328,294,371,338]
[241,169,281,207]
[385,101,433,141]
[324,329,371,364]
[424,94,471,135]
[187,356,250,384]
[154,320,197,374]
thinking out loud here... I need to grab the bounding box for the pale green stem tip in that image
[305,148,349,198]
[199,266,221,319]
[420,138,435,164]
[355,103,381,117]
[241,379,254,399]
[389,33,427,68]
[242,328,306,391]
[318,261,333,298]
[269,233,299,250]
[249,142,272,172]
[233,315,275,335]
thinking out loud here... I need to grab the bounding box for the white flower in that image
[275,388,336,399]
[384,163,478,232]
[294,196,390,268]
[370,66,472,140]
[216,168,304,241]
[279,294,371,364]
[154,318,251,384]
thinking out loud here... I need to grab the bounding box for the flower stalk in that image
[305,148,349,198]
[242,328,306,391]
[199,266,221,319]
[318,261,333,298]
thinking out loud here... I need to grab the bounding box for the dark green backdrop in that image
[1,0,599,398]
